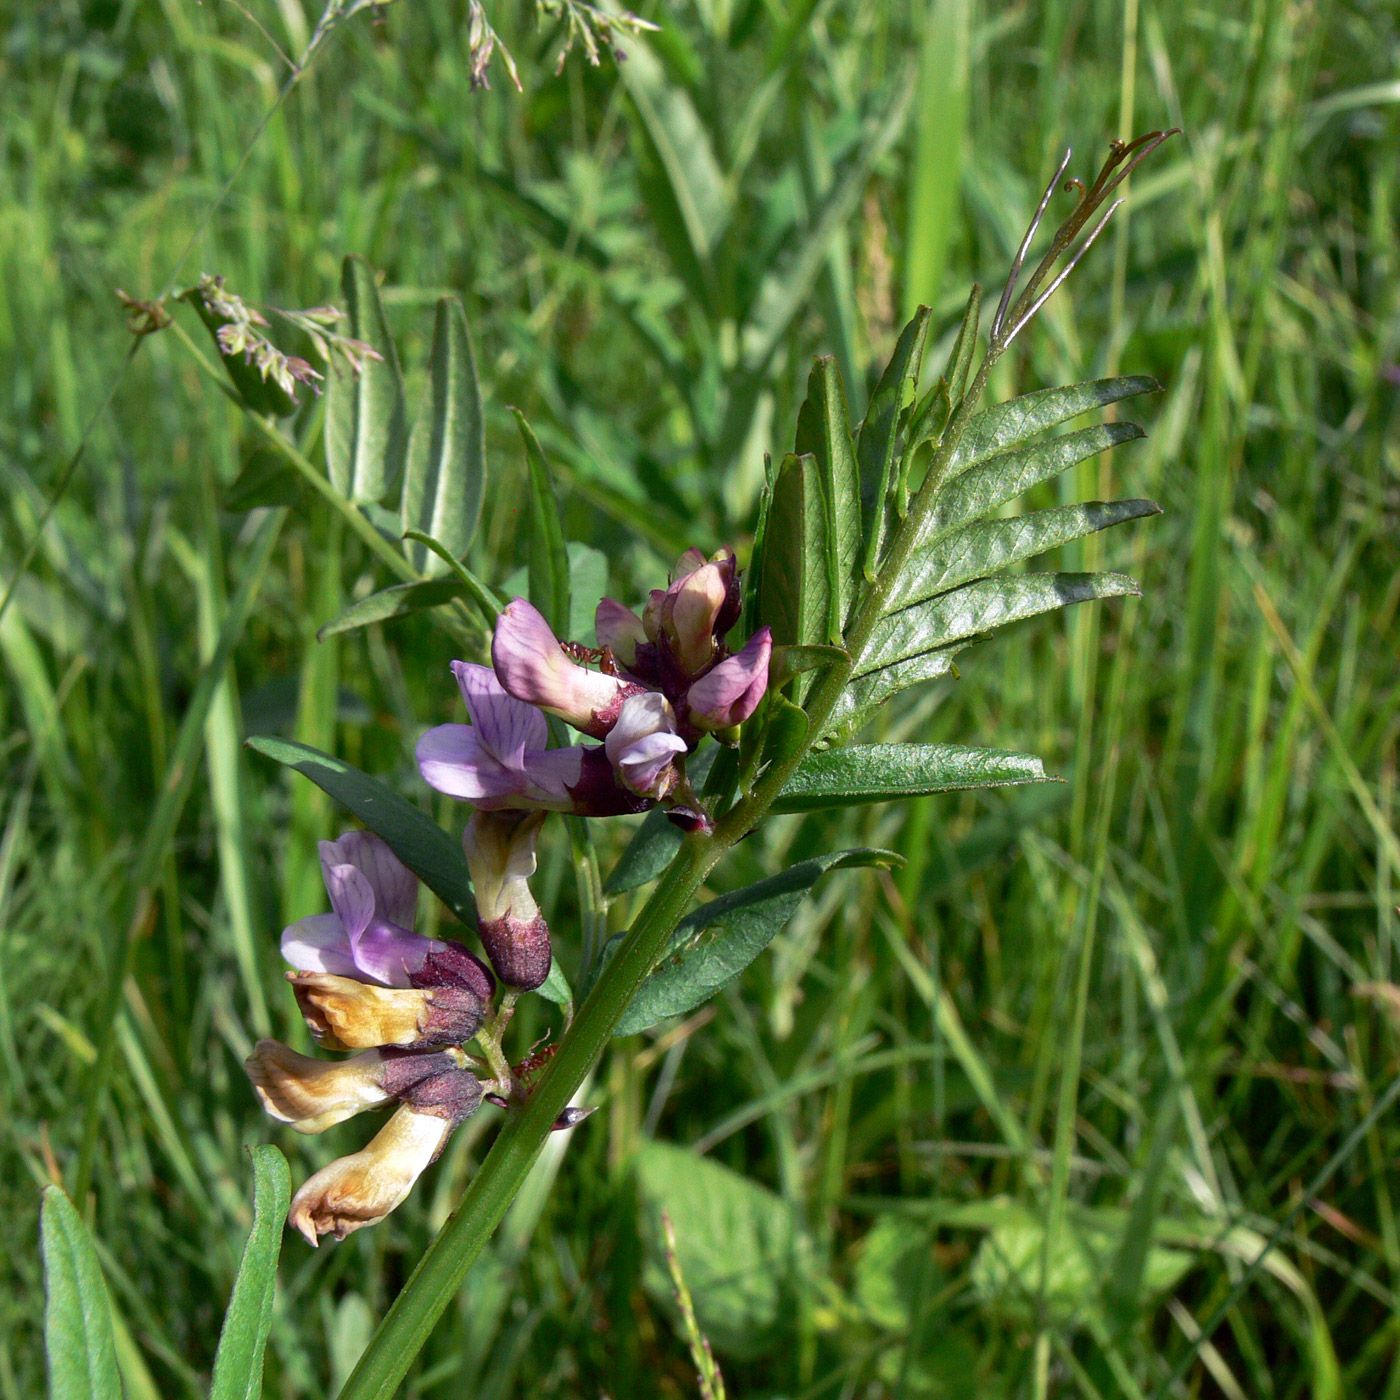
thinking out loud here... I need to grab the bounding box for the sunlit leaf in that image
[402,297,485,575]
[316,578,463,641]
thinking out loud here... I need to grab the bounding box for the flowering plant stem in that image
[336,333,1010,1400]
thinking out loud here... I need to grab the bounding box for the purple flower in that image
[492,598,637,739]
[417,661,585,810]
[595,597,648,667]
[604,692,687,799]
[281,831,445,988]
[685,626,772,732]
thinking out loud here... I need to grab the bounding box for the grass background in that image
[2,0,1398,1395]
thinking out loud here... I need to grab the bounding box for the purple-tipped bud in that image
[595,598,648,667]
[492,598,638,739]
[604,692,688,800]
[552,1104,598,1130]
[463,809,552,990]
[685,627,772,731]
[661,562,729,676]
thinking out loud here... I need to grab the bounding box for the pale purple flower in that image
[685,626,772,731]
[595,597,648,666]
[604,692,688,799]
[417,661,585,810]
[281,831,448,988]
[492,598,638,738]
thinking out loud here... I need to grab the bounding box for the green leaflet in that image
[325,255,408,504]
[910,420,1145,556]
[41,1187,122,1400]
[209,1146,291,1400]
[858,570,1141,677]
[316,577,464,641]
[794,357,861,639]
[825,643,970,743]
[757,453,830,655]
[536,960,572,1006]
[246,736,476,928]
[898,500,1161,610]
[611,848,901,1036]
[946,375,1159,481]
[772,742,1053,813]
[402,297,486,575]
[857,307,930,578]
[514,411,571,638]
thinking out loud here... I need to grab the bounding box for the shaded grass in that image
[2,0,1399,1396]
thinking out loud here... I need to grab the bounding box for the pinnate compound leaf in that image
[513,411,571,638]
[795,357,861,639]
[757,453,830,652]
[247,736,475,927]
[900,499,1161,610]
[825,643,971,743]
[858,307,930,577]
[41,1187,122,1400]
[613,848,901,1036]
[326,255,407,504]
[402,298,485,575]
[773,743,1053,813]
[317,578,464,641]
[947,375,1158,481]
[209,1146,291,1400]
[858,571,1141,679]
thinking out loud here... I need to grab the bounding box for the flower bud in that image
[595,598,648,668]
[492,599,638,738]
[685,627,772,731]
[288,972,485,1050]
[463,810,552,990]
[245,1040,390,1133]
[661,562,729,676]
[603,692,687,800]
[287,1104,455,1245]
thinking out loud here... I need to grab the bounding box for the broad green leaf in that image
[773,743,1053,813]
[402,297,485,575]
[180,287,298,418]
[316,578,463,641]
[910,420,1146,558]
[209,1146,291,1400]
[613,848,901,1036]
[858,307,931,577]
[620,37,730,288]
[604,747,717,897]
[513,411,570,638]
[740,73,915,376]
[325,255,407,504]
[536,959,571,1006]
[757,453,830,654]
[41,1186,122,1400]
[947,375,1158,481]
[635,1140,802,1361]
[794,357,861,639]
[247,737,475,927]
[857,571,1141,678]
[899,499,1161,611]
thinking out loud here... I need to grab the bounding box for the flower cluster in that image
[248,548,771,1242]
[417,547,771,989]
[246,832,494,1245]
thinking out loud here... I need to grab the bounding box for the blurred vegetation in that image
[2,0,1398,1396]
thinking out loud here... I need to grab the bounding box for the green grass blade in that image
[513,410,571,638]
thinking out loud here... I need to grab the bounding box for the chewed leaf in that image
[773,743,1053,812]
[947,375,1158,480]
[612,848,902,1036]
[857,571,1141,678]
[247,736,475,928]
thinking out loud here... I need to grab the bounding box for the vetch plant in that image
[133,130,1177,1396]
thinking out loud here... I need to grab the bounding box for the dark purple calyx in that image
[478,912,552,991]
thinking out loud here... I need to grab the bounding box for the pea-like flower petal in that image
[604,692,687,799]
[245,1040,389,1133]
[685,626,772,731]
